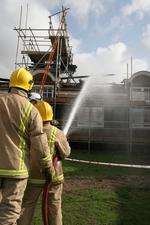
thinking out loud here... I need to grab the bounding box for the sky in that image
[0,0,150,82]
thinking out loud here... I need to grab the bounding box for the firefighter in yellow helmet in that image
[18,101,71,225]
[0,68,54,225]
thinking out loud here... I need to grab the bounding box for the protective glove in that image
[51,155,64,185]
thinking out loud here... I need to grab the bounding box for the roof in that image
[129,71,150,82]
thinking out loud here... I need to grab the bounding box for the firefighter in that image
[17,101,71,225]
[0,68,54,225]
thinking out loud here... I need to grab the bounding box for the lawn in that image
[32,150,150,225]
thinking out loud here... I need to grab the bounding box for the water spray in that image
[63,74,112,135]
[63,77,91,135]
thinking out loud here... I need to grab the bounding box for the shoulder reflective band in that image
[19,102,33,171]
[49,126,57,156]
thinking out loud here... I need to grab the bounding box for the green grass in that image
[62,186,150,225]
[116,187,150,225]
[62,188,120,225]
[32,151,150,225]
[64,160,150,179]
[70,148,150,164]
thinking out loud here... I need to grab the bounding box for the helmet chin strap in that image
[28,80,34,91]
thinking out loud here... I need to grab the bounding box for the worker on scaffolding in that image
[29,92,42,104]
[17,101,71,225]
[0,68,54,225]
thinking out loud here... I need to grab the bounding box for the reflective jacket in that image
[0,88,52,179]
[29,124,71,185]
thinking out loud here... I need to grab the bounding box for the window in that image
[43,86,53,99]
[131,87,150,102]
[104,107,128,121]
[131,108,150,128]
[90,107,104,127]
[32,85,53,99]
[77,107,104,127]
[104,106,128,128]
[77,107,90,127]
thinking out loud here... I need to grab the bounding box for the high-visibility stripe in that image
[49,127,64,183]
[42,126,57,166]
[30,126,64,185]
[29,175,64,185]
[43,155,51,162]
[29,179,45,185]
[49,126,57,156]
[52,174,64,183]
[0,169,28,176]
[19,102,32,171]
[0,102,32,177]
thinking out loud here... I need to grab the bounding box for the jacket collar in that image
[10,88,28,98]
[43,122,51,128]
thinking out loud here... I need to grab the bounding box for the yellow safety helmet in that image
[34,101,53,121]
[9,67,34,91]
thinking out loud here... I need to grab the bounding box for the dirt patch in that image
[64,175,150,193]
[64,178,124,192]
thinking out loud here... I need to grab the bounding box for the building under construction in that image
[14,7,78,114]
[0,8,150,155]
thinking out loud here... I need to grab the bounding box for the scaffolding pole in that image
[15,5,22,68]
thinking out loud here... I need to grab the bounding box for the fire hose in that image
[65,158,150,169]
[42,181,50,225]
[42,155,60,225]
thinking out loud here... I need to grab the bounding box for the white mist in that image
[63,77,91,135]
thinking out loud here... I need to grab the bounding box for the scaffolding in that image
[14,6,77,115]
